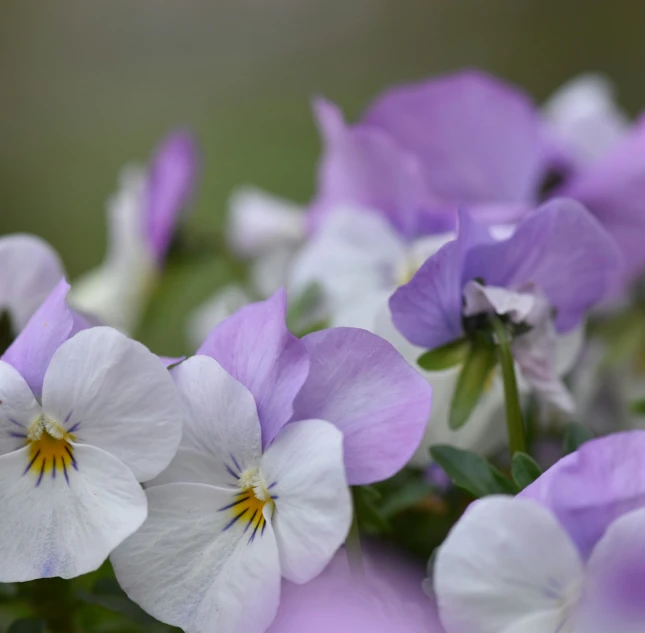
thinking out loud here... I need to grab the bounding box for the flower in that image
[0,234,65,342]
[0,279,183,581]
[70,130,199,333]
[389,199,620,454]
[433,432,645,633]
[112,290,431,632]
[111,355,351,633]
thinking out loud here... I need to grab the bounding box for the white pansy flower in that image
[0,327,183,581]
[111,355,351,633]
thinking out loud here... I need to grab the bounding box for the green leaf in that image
[353,485,391,534]
[417,338,470,371]
[562,422,593,455]
[511,452,542,490]
[631,399,645,415]
[8,619,45,633]
[449,337,497,430]
[430,445,517,498]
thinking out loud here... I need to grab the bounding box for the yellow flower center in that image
[25,415,76,485]
[221,467,275,542]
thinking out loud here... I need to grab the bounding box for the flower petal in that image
[364,70,548,206]
[144,130,199,264]
[464,198,623,332]
[2,279,90,399]
[434,496,584,633]
[0,361,41,456]
[260,419,351,583]
[170,355,262,486]
[310,97,430,239]
[290,208,406,329]
[578,507,645,633]
[197,290,309,448]
[560,114,645,285]
[227,186,305,258]
[292,327,432,484]
[111,482,281,633]
[41,327,182,482]
[69,167,155,334]
[0,234,65,333]
[390,208,496,350]
[520,431,645,559]
[186,284,252,350]
[0,443,146,582]
[543,73,629,168]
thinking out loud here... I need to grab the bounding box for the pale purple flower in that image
[434,432,645,633]
[390,199,621,412]
[312,69,645,287]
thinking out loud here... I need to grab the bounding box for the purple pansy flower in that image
[390,198,621,412]
[311,70,645,287]
[434,432,645,633]
[0,279,182,581]
[70,130,199,333]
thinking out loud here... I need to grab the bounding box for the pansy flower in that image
[434,432,645,633]
[71,130,198,333]
[0,279,183,581]
[390,198,621,454]
[0,234,65,350]
[111,290,431,632]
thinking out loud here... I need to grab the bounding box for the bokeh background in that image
[2,0,644,354]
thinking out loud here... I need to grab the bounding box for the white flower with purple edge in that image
[111,289,432,633]
[0,279,183,581]
[434,432,645,633]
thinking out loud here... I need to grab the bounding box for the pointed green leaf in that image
[430,445,517,498]
[417,338,470,371]
[562,422,593,455]
[449,338,497,429]
[511,452,542,490]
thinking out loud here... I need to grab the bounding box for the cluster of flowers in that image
[3,69,645,632]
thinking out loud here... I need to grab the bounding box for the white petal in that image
[555,323,584,377]
[0,443,146,582]
[576,507,645,633]
[463,281,536,322]
[0,361,41,456]
[260,419,351,584]
[289,208,405,329]
[0,234,65,332]
[41,327,183,482]
[373,307,506,466]
[250,248,296,299]
[112,482,281,633]
[186,284,251,350]
[171,355,262,487]
[69,168,156,334]
[227,186,305,257]
[147,447,224,488]
[435,496,584,633]
[543,73,629,166]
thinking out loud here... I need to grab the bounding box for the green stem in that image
[20,578,79,633]
[346,489,364,576]
[490,315,526,456]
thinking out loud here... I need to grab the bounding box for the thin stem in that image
[346,488,364,576]
[490,315,526,456]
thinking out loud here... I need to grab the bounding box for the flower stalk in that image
[490,315,526,456]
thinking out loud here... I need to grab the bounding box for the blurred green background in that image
[2,0,644,354]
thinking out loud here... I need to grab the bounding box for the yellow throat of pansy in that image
[24,414,77,486]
